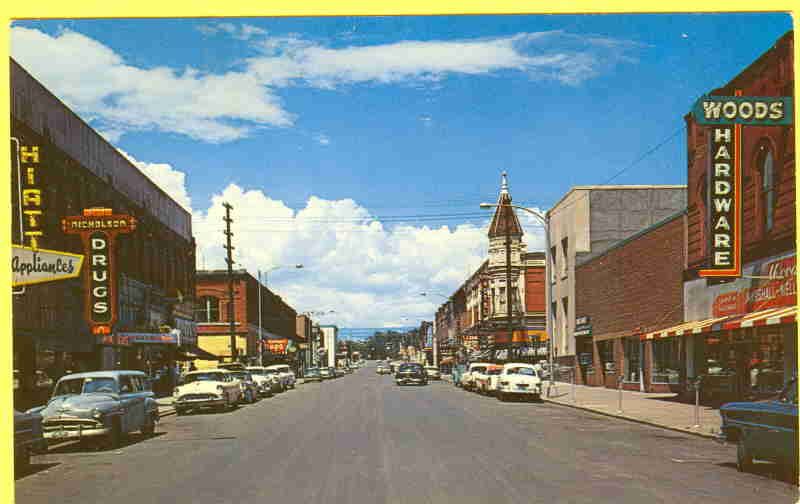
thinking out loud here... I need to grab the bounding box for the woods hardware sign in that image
[692,93,793,278]
[62,208,136,336]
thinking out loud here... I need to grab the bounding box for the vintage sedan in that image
[424,366,441,380]
[174,369,241,415]
[376,365,391,375]
[29,371,158,449]
[229,370,259,404]
[396,363,428,386]
[14,409,44,473]
[496,363,543,401]
[266,364,296,389]
[461,363,491,391]
[718,378,798,475]
[244,366,275,397]
[474,364,503,395]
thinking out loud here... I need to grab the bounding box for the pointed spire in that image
[488,171,523,238]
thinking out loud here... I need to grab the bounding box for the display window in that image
[623,338,640,382]
[651,338,681,384]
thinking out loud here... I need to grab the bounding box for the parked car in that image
[244,366,275,397]
[424,366,441,380]
[496,363,543,401]
[229,371,259,404]
[718,378,798,475]
[461,363,491,391]
[320,367,335,380]
[266,364,296,389]
[396,363,428,386]
[376,365,391,375]
[474,364,504,395]
[304,368,322,382]
[174,369,241,415]
[334,367,345,378]
[14,409,44,474]
[29,370,159,450]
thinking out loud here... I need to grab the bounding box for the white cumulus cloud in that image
[117,149,193,212]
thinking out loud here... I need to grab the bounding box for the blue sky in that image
[9,14,793,331]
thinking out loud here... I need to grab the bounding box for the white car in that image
[266,364,296,390]
[474,365,503,395]
[496,363,543,402]
[424,366,441,380]
[245,366,276,397]
[174,369,242,415]
[461,363,491,391]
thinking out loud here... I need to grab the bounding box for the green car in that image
[718,378,798,476]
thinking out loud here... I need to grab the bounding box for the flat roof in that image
[548,185,687,215]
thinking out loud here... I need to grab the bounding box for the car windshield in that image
[184,372,226,383]
[231,372,251,381]
[264,369,279,374]
[399,364,421,372]
[54,377,119,396]
[507,367,536,376]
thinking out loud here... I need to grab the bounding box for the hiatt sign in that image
[62,208,136,336]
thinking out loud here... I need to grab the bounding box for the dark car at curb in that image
[14,409,45,474]
[718,378,798,477]
[395,363,428,386]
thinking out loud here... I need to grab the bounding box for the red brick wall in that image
[686,32,795,272]
[576,215,685,340]
[196,277,249,335]
[525,266,545,312]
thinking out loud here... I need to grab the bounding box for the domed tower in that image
[486,172,526,346]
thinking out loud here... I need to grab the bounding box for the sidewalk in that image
[543,381,722,438]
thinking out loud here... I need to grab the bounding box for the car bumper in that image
[44,425,111,443]
[175,397,226,409]
[499,386,541,395]
[396,377,427,384]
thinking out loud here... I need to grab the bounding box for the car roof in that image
[185,369,231,375]
[57,370,145,380]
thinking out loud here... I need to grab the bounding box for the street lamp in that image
[258,264,304,365]
[480,201,554,394]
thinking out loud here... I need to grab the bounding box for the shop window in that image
[652,338,681,384]
[759,147,776,233]
[197,296,220,323]
[598,340,615,373]
[623,338,640,382]
[750,328,785,395]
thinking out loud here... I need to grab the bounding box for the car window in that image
[53,378,84,396]
[83,377,120,394]
[119,376,134,394]
[184,372,226,383]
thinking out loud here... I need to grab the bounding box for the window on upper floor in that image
[758,146,776,234]
[549,246,557,283]
[197,296,220,323]
[560,238,568,279]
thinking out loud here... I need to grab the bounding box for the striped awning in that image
[641,315,730,340]
[722,306,797,330]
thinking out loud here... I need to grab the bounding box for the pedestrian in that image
[189,361,197,372]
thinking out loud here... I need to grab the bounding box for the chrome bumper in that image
[44,425,111,442]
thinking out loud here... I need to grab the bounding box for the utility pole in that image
[258,270,263,366]
[223,202,236,363]
[505,206,513,361]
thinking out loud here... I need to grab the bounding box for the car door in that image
[118,375,144,433]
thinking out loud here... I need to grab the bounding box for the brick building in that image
[11,59,197,408]
[194,269,298,368]
[575,212,686,392]
[676,30,796,401]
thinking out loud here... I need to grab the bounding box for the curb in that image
[158,407,176,418]
[542,397,718,440]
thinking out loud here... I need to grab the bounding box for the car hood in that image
[721,399,795,414]
[176,381,224,395]
[41,394,119,418]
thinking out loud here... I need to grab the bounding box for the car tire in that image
[102,419,121,451]
[140,414,156,436]
[176,407,187,416]
[736,437,753,473]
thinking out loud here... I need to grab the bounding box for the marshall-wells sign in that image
[692,93,793,278]
[62,208,136,337]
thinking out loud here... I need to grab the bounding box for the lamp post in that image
[258,264,303,366]
[480,202,554,393]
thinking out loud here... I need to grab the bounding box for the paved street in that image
[16,364,798,504]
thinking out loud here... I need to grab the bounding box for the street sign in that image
[12,245,84,287]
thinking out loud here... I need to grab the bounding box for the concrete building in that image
[11,59,197,408]
[296,314,313,373]
[546,185,687,368]
[320,325,338,367]
[194,269,298,368]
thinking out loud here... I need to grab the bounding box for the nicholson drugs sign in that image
[691,94,793,278]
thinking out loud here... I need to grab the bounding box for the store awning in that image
[175,346,219,361]
[641,315,730,341]
[722,306,797,330]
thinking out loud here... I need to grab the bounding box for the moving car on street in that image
[424,366,441,380]
[31,370,159,450]
[718,378,798,476]
[245,366,276,397]
[461,363,491,391]
[229,370,259,404]
[14,409,44,474]
[496,363,542,402]
[174,369,241,415]
[474,364,503,395]
[395,363,428,386]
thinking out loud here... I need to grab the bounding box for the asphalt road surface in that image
[16,363,799,504]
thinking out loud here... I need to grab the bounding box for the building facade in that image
[320,325,338,368]
[546,185,688,368]
[575,211,686,392]
[194,269,298,368]
[677,30,795,401]
[11,59,197,408]
[296,315,313,373]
